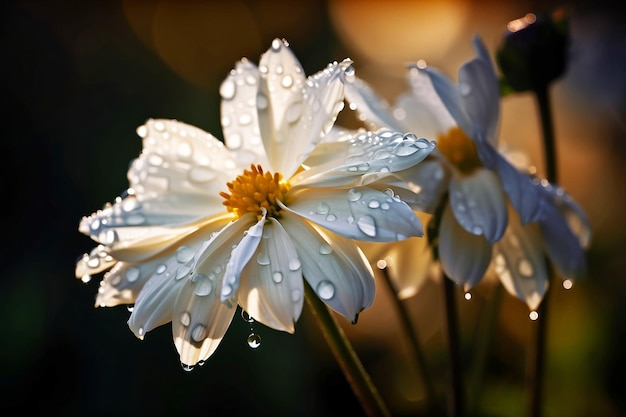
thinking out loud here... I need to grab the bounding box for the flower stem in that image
[528,84,557,417]
[442,275,465,417]
[379,265,437,414]
[304,280,392,417]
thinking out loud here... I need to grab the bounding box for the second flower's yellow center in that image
[436,126,483,174]
[220,164,290,220]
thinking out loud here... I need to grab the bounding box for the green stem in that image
[379,265,437,413]
[304,280,392,417]
[442,275,465,417]
[527,84,557,417]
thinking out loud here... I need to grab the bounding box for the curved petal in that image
[257,39,348,177]
[458,47,500,147]
[449,169,508,243]
[493,207,548,311]
[173,274,237,367]
[238,218,304,333]
[423,66,474,141]
[220,59,269,167]
[280,211,375,322]
[342,74,404,131]
[291,130,435,189]
[439,203,492,288]
[221,212,266,304]
[75,244,116,281]
[539,201,587,281]
[283,186,423,242]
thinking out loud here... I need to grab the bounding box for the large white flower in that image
[339,35,590,309]
[75,39,434,367]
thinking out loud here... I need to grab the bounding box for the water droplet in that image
[125,267,140,282]
[563,279,573,290]
[326,213,337,222]
[221,283,233,297]
[126,305,134,312]
[315,202,330,215]
[464,292,472,300]
[189,166,216,183]
[357,216,377,237]
[471,225,483,235]
[175,264,192,280]
[517,259,534,277]
[191,324,207,341]
[529,311,539,321]
[219,79,236,100]
[241,310,255,323]
[285,101,303,123]
[368,199,380,209]
[319,244,333,255]
[392,142,419,156]
[193,274,214,296]
[136,125,147,138]
[156,264,167,274]
[316,280,335,300]
[257,93,268,110]
[291,289,302,302]
[181,363,195,372]
[176,246,194,263]
[460,83,472,96]
[180,311,191,327]
[272,271,283,283]
[347,189,362,202]
[289,258,301,271]
[247,333,262,349]
[238,113,252,126]
[281,75,293,88]
[256,251,270,266]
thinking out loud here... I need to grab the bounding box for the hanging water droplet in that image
[247,333,262,349]
[316,280,336,300]
[529,311,539,321]
[127,305,134,312]
[357,215,377,237]
[563,279,573,290]
[464,292,472,301]
[471,225,483,236]
[181,363,195,372]
[241,309,255,323]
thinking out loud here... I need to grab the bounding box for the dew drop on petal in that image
[247,333,262,349]
[156,264,167,274]
[291,289,302,302]
[180,311,191,327]
[281,75,293,88]
[193,274,214,296]
[368,199,380,209]
[316,280,335,300]
[315,202,330,215]
[289,258,301,271]
[517,259,534,277]
[257,93,268,110]
[272,271,283,283]
[357,215,377,237]
[191,324,207,342]
[319,244,333,255]
[460,83,472,96]
[326,213,337,222]
[256,251,270,266]
[241,310,255,323]
[125,267,140,282]
[175,264,192,280]
[189,166,217,183]
[347,189,362,202]
[286,101,303,124]
[176,246,194,263]
[471,225,483,236]
[220,79,236,100]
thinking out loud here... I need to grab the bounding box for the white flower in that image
[76,39,435,367]
[340,35,590,309]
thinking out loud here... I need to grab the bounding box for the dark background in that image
[2,1,626,416]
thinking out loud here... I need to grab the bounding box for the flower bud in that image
[496,9,569,93]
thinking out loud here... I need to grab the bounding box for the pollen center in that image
[436,126,483,174]
[220,164,290,220]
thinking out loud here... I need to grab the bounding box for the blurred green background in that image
[2,0,625,416]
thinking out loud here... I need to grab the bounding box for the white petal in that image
[423,66,474,141]
[221,212,267,304]
[493,207,548,310]
[257,39,348,176]
[283,187,423,242]
[280,211,375,322]
[75,244,116,281]
[97,216,231,307]
[449,169,507,243]
[291,130,435,189]
[238,218,304,333]
[539,200,587,281]
[342,74,404,131]
[173,274,237,367]
[220,59,269,167]
[457,45,500,147]
[439,203,492,287]
[485,147,543,224]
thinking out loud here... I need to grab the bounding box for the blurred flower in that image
[497,9,569,94]
[341,35,589,309]
[75,39,434,367]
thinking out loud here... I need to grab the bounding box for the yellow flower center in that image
[436,126,482,174]
[220,164,290,220]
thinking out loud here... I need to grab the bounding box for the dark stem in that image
[379,265,437,414]
[304,280,392,417]
[442,275,465,417]
[528,84,557,417]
